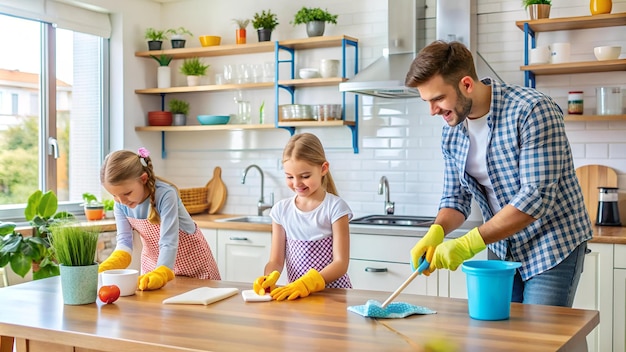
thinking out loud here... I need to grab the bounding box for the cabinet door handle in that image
[365,267,388,273]
[229,237,248,241]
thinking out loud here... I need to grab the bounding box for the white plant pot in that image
[187,75,200,86]
[157,66,171,88]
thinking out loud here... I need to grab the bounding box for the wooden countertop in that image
[0,276,598,352]
[86,214,626,244]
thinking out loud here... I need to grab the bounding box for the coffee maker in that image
[596,187,621,226]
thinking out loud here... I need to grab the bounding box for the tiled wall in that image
[150,0,626,221]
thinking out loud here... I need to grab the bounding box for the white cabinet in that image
[573,243,614,352]
[348,233,437,296]
[440,247,488,299]
[200,228,218,263]
[216,229,271,283]
[613,245,626,352]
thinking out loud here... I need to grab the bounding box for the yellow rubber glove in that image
[410,224,444,276]
[253,270,280,296]
[270,269,325,301]
[431,227,486,271]
[98,250,132,273]
[137,265,175,291]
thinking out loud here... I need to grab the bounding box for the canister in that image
[567,91,584,115]
[596,187,621,226]
[596,87,623,115]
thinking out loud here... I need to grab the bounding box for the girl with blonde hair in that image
[98,147,220,290]
[254,133,353,301]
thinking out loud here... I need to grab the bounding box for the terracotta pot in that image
[84,205,104,221]
[148,111,173,126]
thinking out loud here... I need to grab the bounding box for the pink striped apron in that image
[285,236,352,288]
[127,218,220,280]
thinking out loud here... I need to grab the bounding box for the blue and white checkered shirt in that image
[439,78,592,280]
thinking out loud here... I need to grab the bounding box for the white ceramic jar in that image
[320,59,340,78]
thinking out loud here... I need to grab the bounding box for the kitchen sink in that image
[216,216,272,224]
[350,215,435,227]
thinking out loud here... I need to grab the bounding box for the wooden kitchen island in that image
[0,276,598,352]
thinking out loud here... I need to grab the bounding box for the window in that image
[0,12,108,220]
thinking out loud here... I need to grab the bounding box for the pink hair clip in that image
[138,147,150,158]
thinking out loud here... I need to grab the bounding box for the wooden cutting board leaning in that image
[575,164,618,223]
[207,166,227,214]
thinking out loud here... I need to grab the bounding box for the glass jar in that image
[567,91,584,115]
[590,0,612,15]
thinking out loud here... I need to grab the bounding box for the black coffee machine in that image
[596,187,621,226]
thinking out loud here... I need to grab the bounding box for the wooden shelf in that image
[520,59,626,75]
[277,77,346,88]
[277,120,355,128]
[565,114,626,122]
[277,35,358,50]
[135,124,276,132]
[135,42,274,59]
[135,82,273,94]
[516,13,626,32]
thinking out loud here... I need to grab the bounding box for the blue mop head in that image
[347,299,436,318]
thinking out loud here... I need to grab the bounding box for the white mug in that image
[550,43,571,64]
[529,46,550,65]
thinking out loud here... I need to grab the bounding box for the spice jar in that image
[568,91,584,115]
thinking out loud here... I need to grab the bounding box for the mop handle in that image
[380,268,421,308]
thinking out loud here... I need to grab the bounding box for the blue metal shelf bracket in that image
[160,131,167,159]
[523,22,537,88]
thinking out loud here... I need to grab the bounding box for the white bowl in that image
[594,46,621,61]
[299,68,320,79]
[101,269,138,296]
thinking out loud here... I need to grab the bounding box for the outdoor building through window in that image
[0,10,109,220]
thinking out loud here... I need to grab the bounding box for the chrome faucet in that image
[378,176,395,215]
[241,164,274,216]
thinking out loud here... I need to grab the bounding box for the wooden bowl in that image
[148,111,172,126]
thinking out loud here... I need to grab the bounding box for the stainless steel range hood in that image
[339,0,501,99]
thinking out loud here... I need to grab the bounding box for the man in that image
[406,40,592,307]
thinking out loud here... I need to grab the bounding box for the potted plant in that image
[169,98,190,126]
[103,199,115,219]
[522,0,551,20]
[252,9,279,42]
[180,57,210,86]
[0,190,74,280]
[145,27,168,51]
[166,27,193,49]
[232,18,250,44]
[49,222,100,305]
[292,7,338,37]
[150,54,173,88]
[82,193,104,221]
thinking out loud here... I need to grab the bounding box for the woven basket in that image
[179,182,210,214]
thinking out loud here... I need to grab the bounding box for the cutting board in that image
[575,165,618,222]
[207,167,227,214]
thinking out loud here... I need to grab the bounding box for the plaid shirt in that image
[439,78,592,280]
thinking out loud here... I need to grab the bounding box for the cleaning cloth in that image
[347,299,436,318]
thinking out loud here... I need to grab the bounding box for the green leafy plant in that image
[166,26,193,38]
[180,57,210,76]
[252,10,279,30]
[522,0,551,8]
[82,192,101,206]
[0,190,74,279]
[49,222,99,266]
[150,54,173,67]
[103,199,115,212]
[232,18,250,29]
[292,7,338,25]
[145,27,167,41]
[168,99,190,115]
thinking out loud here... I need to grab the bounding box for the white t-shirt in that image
[269,192,353,241]
[465,115,501,213]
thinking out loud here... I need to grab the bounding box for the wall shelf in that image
[564,114,626,121]
[135,82,273,94]
[135,42,274,59]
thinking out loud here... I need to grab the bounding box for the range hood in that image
[339,0,501,99]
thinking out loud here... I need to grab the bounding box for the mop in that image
[347,254,436,318]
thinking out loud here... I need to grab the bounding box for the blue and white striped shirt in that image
[439,78,592,280]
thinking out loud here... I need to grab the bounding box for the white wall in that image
[83,0,626,220]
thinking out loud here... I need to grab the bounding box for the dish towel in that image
[162,287,238,305]
[347,299,436,318]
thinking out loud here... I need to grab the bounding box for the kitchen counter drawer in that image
[348,259,437,295]
[350,233,420,263]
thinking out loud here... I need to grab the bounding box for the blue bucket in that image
[461,260,522,321]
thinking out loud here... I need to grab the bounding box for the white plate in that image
[241,289,272,302]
